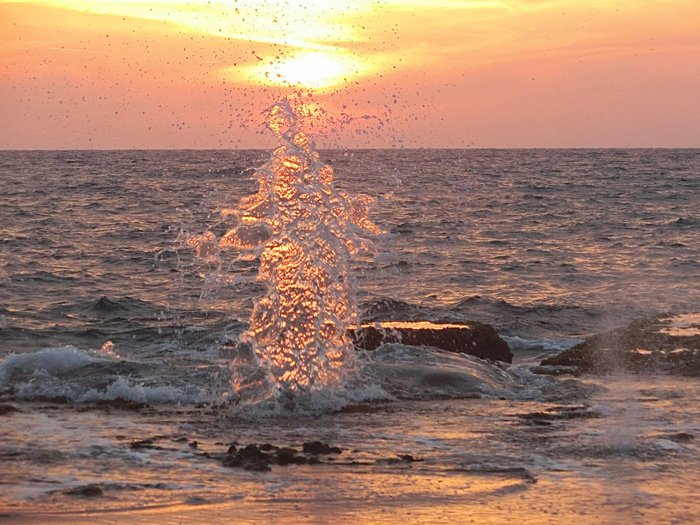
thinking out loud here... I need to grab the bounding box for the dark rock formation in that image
[64,484,104,498]
[668,432,694,443]
[540,315,700,376]
[302,441,341,455]
[218,442,427,471]
[0,404,19,416]
[220,442,341,471]
[376,454,424,464]
[349,321,513,363]
[518,405,603,423]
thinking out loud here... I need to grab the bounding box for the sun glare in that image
[241,51,368,90]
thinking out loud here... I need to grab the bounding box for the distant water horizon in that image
[3,147,700,152]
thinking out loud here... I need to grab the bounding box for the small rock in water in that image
[668,432,695,443]
[276,448,307,466]
[518,405,602,422]
[0,404,19,416]
[302,441,342,455]
[129,438,163,450]
[349,321,513,363]
[376,454,424,464]
[540,315,700,375]
[93,398,147,411]
[222,444,274,471]
[64,485,103,498]
[220,442,342,471]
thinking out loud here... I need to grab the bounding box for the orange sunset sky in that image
[1,0,699,149]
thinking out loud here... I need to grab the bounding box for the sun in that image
[241,51,369,91]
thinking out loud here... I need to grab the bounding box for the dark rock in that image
[238,444,269,461]
[243,461,271,472]
[92,296,127,313]
[336,403,386,414]
[518,405,602,421]
[189,441,198,449]
[221,455,242,468]
[349,321,513,363]
[220,442,344,470]
[0,404,19,416]
[276,447,307,466]
[129,438,162,450]
[468,467,537,483]
[223,444,274,471]
[668,432,694,443]
[302,441,342,455]
[397,454,423,463]
[33,395,69,404]
[64,484,103,498]
[185,496,211,506]
[376,454,424,464]
[523,419,553,427]
[93,399,148,411]
[540,315,700,376]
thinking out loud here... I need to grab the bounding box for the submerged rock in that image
[63,484,104,498]
[218,442,427,471]
[376,454,424,464]
[540,314,700,375]
[0,404,19,416]
[349,321,513,363]
[302,441,342,455]
[518,405,603,423]
[220,442,340,471]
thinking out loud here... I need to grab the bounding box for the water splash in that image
[190,100,381,409]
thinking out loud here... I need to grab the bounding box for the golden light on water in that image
[361,321,471,331]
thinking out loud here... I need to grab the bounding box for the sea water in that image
[1,147,700,523]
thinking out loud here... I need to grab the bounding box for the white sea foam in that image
[0,346,99,382]
[0,346,212,405]
[77,376,205,405]
[228,342,594,417]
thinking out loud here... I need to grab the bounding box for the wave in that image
[0,346,220,406]
[0,341,596,417]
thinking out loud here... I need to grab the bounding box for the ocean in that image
[1,148,699,523]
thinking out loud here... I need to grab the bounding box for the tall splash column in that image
[221,101,380,403]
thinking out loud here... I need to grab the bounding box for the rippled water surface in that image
[1,149,699,523]
[2,149,698,348]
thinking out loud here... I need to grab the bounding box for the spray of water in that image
[190,100,380,409]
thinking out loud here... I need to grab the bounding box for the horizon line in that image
[2,146,700,152]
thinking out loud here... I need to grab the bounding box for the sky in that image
[1,0,699,149]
